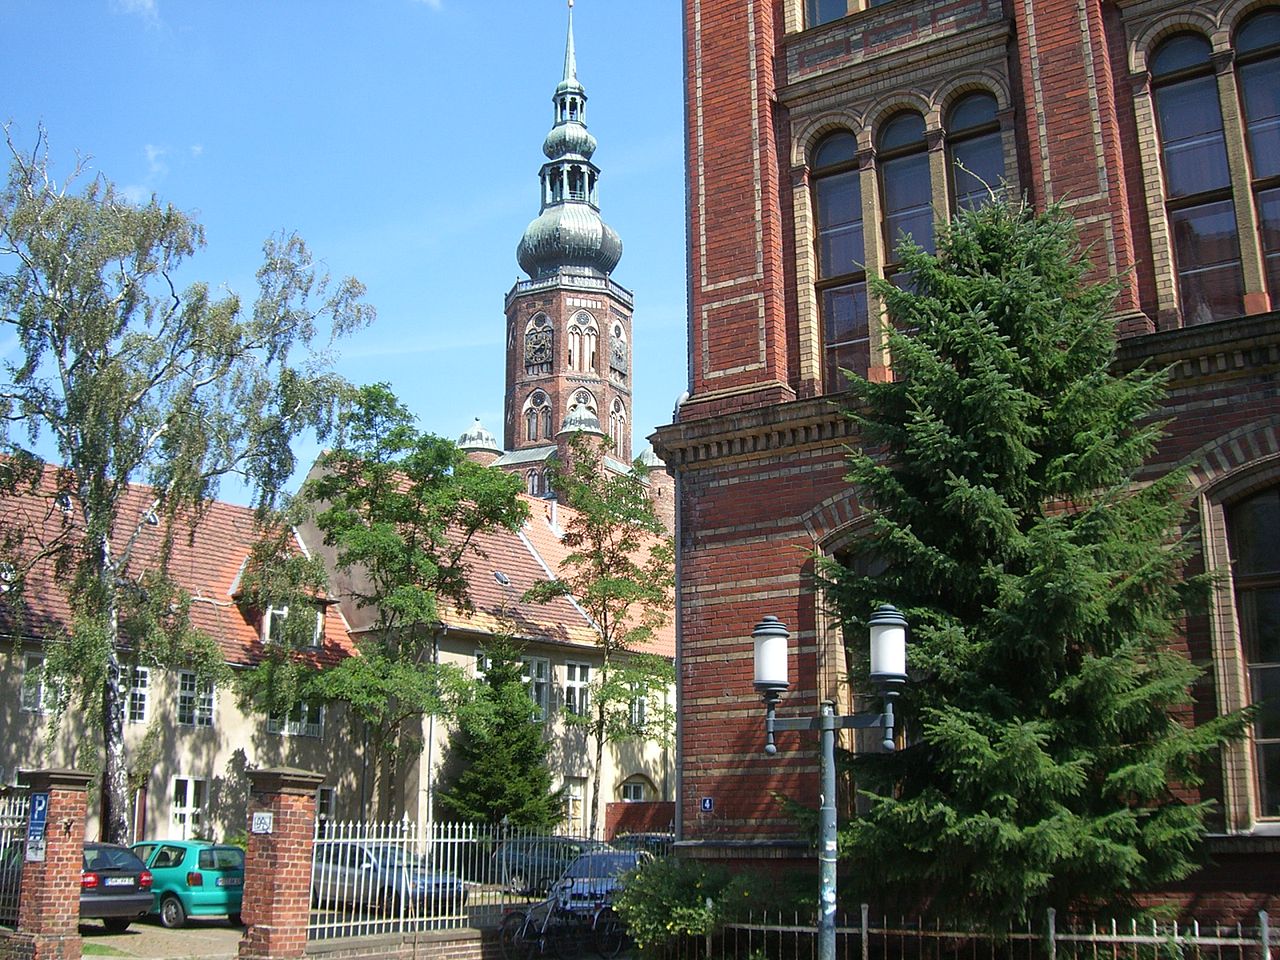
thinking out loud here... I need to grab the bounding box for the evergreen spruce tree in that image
[828,199,1246,923]
[436,639,563,829]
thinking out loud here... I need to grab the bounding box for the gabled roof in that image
[308,489,675,661]
[442,494,676,659]
[0,464,354,668]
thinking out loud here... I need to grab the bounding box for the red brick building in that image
[651,0,1280,911]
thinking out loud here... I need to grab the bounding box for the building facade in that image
[652,0,1280,912]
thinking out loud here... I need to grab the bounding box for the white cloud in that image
[110,0,159,22]
[190,144,204,159]
[144,144,168,177]
[412,0,443,8]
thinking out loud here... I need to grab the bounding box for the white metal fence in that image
[307,819,615,941]
[0,792,30,928]
[664,907,1276,960]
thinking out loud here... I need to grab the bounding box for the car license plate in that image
[105,877,134,887]
[217,877,242,887]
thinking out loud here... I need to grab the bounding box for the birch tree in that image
[0,127,372,842]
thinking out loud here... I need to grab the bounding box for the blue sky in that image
[1,0,687,502]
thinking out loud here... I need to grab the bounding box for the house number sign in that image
[251,811,274,834]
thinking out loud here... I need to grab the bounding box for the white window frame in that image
[176,671,215,728]
[264,604,323,647]
[565,661,591,717]
[267,700,324,738]
[628,686,648,730]
[171,776,208,840]
[20,653,49,714]
[565,777,587,833]
[523,656,551,722]
[621,779,646,803]
[128,666,149,724]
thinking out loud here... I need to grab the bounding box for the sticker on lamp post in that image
[700,797,714,813]
[251,811,274,835]
[25,791,49,862]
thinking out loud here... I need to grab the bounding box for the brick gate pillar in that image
[237,768,323,960]
[3,769,93,960]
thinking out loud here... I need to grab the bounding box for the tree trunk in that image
[589,705,606,839]
[100,647,131,843]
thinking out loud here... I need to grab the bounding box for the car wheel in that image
[229,912,243,927]
[101,917,132,934]
[159,894,187,929]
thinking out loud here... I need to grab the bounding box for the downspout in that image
[421,623,446,845]
[670,456,685,839]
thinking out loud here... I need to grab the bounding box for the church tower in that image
[503,1,635,491]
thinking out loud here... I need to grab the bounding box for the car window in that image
[152,845,187,869]
[132,843,158,864]
[199,846,244,870]
[85,845,144,871]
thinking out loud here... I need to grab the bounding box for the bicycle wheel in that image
[552,914,590,960]
[593,909,627,959]
[500,910,535,960]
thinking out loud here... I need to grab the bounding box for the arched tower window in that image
[1151,32,1244,323]
[527,469,541,496]
[610,398,628,458]
[524,391,550,441]
[812,131,867,392]
[568,311,598,372]
[878,110,934,274]
[947,93,1004,211]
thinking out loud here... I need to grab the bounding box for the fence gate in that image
[0,791,30,928]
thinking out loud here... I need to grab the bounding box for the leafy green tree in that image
[525,433,675,838]
[827,199,1247,923]
[0,127,372,843]
[294,383,529,816]
[436,637,563,829]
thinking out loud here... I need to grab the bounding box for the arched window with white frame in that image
[610,398,628,458]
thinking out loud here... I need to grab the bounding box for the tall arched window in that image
[610,398,627,457]
[947,93,1004,211]
[526,470,541,496]
[878,111,934,273]
[1151,32,1245,324]
[812,131,868,392]
[567,323,581,369]
[1237,11,1280,299]
[567,312,599,372]
[1226,486,1280,818]
[524,391,549,441]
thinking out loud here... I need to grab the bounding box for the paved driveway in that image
[80,917,242,959]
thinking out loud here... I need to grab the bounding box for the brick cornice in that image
[655,315,1280,471]
[248,767,325,797]
[652,395,862,469]
[1114,312,1280,386]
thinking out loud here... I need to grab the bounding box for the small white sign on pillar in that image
[250,810,275,835]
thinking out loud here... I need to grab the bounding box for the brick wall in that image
[1,769,92,960]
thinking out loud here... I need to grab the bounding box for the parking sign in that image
[25,791,49,863]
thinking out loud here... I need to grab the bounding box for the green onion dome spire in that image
[517,0,623,280]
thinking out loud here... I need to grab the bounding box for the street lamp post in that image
[753,605,909,960]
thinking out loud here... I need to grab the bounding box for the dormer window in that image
[264,604,323,647]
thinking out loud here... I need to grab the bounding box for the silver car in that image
[552,850,649,915]
[311,841,467,915]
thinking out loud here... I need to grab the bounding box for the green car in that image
[131,840,245,929]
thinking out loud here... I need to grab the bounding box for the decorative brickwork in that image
[1,769,92,960]
[237,767,324,960]
[663,0,1280,917]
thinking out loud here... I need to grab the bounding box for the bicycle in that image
[499,895,626,959]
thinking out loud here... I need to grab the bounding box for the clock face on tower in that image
[526,321,554,367]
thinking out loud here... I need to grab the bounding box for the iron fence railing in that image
[659,907,1276,960]
[307,819,614,941]
[0,792,30,928]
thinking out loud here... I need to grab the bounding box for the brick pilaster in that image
[237,768,323,960]
[2,769,93,960]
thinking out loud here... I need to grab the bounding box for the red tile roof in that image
[0,465,353,667]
